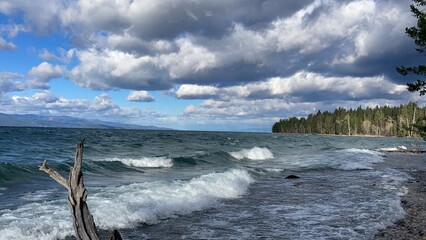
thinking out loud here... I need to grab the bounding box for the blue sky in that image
[0,0,423,132]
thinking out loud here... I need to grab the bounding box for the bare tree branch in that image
[38,159,70,191]
[39,140,122,240]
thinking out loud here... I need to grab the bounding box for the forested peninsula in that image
[272,103,425,137]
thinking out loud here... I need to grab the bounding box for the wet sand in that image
[375,153,426,240]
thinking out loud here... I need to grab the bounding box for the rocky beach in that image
[375,153,426,240]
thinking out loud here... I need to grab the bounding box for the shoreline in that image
[375,154,426,240]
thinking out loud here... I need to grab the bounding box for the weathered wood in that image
[39,160,69,190]
[39,140,122,240]
[377,149,426,153]
[68,140,100,240]
[109,230,123,240]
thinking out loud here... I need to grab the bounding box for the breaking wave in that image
[0,169,253,239]
[333,148,384,171]
[229,147,274,160]
[101,156,173,168]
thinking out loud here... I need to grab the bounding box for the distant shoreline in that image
[273,132,423,139]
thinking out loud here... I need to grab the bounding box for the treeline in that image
[272,102,426,137]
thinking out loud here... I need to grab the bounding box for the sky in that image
[0,0,424,132]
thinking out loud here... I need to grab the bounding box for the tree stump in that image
[39,140,122,240]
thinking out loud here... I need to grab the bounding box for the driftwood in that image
[377,149,426,153]
[377,145,426,154]
[39,140,122,240]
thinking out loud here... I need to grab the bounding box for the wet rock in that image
[285,175,300,179]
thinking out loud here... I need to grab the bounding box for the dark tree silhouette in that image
[397,0,426,95]
[272,103,424,137]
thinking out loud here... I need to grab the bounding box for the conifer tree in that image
[397,0,426,95]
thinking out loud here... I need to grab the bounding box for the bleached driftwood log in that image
[377,144,426,153]
[39,140,122,240]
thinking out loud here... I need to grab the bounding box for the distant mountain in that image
[0,113,170,130]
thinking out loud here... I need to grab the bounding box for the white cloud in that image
[183,99,314,117]
[0,63,65,93]
[158,39,217,79]
[127,91,155,102]
[27,62,64,89]
[70,48,167,90]
[175,72,406,102]
[9,92,89,116]
[0,1,65,34]
[175,84,219,99]
[0,37,16,50]
[32,91,59,103]
[38,48,75,63]
[3,91,168,124]
[0,78,24,92]
[90,93,118,111]
[69,38,217,90]
[0,72,25,92]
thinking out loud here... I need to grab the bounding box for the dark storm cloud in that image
[175,61,277,86]
[126,0,314,40]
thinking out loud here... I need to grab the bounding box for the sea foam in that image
[229,147,274,160]
[91,168,253,229]
[102,156,173,168]
[0,169,253,239]
[334,148,383,171]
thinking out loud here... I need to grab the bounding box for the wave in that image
[0,169,253,239]
[229,147,274,160]
[376,145,407,152]
[100,156,173,168]
[0,163,36,186]
[333,148,384,171]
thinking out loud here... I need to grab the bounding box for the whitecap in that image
[90,168,253,229]
[102,156,173,168]
[334,148,383,171]
[229,147,274,160]
[0,169,253,239]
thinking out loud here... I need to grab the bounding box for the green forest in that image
[272,102,426,137]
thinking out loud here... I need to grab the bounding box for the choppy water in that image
[0,127,422,239]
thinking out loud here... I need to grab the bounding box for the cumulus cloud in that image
[127,91,155,102]
[0,0,64,34]
[176,72,406,102]
[3,91,168,124]
[27,62,64,89]
[0,63,64,93]
[70,48,169,90]
[175,85,219,99]
[1,0,415,89]
[9,92,89,116]
[0,0,419,131]
[70,37,218,90]
[62,0,412,91]
[0,71,25,92]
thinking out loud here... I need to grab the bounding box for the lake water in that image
[0,127,422,239]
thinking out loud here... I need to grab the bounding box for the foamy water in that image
[0,169,253,239]
[334,148,384,170]
[1,128,422,239]
[376,145,407,152]
[101,156,173,168]
[229,147,274,160]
